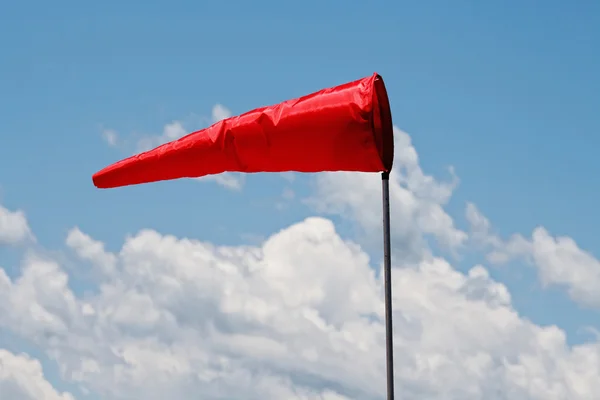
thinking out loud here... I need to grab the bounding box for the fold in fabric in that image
[93,73,394,189]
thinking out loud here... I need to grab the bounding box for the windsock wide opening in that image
[372,74,394,172]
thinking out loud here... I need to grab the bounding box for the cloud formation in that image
[466,203,600,309]
[211,103,232,122]
[310,128,466,260]
[0,349,75,400]
[0,204,34,245]
[2,216,600,399]
[2,127,600,399]
[136,121,188,153]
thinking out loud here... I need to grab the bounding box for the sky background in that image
[1,1,599,399]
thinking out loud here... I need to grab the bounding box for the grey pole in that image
[381,171,395,400]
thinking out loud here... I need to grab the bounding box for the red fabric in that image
[92,73,394,189]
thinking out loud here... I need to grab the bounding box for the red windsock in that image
[92,73,394,189]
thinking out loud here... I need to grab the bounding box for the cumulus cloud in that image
[465,202,501,248]
[309,127,466,260]
[466,203,600,309]
[0,203,34,245]
[66,227,117,277]
[1,218,599,399]
[3,127,600,399]
[0,349,75,400]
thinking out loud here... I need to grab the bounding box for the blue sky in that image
[1,1,600,399]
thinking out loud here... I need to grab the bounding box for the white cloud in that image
[136,121,188,153]
[0,203,34,245]
[466,203,600,309]
[3,127,600,399]
[101,129,119,147]
[309,127,466,260]
[465,202,500,247]
[212,104,232,123]
[0,217,599,399]
[66,227,117,276]
[0,349,75,400]
[527,227,600,308]
[197,173,245,191]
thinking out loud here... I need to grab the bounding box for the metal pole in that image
[381,171,395,400]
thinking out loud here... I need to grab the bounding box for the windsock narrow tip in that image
[92,154,144,189]
[92,172,107,189]
[92,168,114,189]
